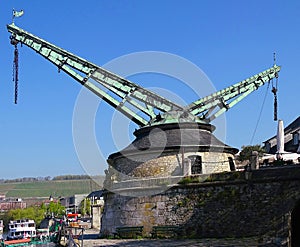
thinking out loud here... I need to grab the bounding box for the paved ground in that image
[83,238,219,247]
[81,229,263,247]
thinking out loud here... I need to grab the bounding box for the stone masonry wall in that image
[108,150,234,182]
[101,166,300,245]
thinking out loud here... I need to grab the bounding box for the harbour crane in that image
[6,21,288,238]
[7,23,280,129]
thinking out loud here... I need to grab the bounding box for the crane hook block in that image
[274,95,278,121]
[10,36,18,46]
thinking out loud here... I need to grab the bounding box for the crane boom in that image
[7,23,183,127]
[7,23,281,127]
[185,65,280,122]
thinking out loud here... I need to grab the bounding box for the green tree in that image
[238,145,266,161]
[47,201,65,217]
[6,206,46,227]
[80,198,91,216]
[3,202,65,229]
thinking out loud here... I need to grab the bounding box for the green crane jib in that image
[7,23,281,127]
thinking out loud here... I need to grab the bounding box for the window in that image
[228,157,235,171]
[188,155,202,174]
[293,133,299,145]
[265,142,271,153]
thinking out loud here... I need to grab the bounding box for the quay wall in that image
[101,166,300,246]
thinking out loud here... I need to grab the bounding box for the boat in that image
[37,228,49,237]
[6,219,36,240]
[2,238,31,246]
[0,220,3,240]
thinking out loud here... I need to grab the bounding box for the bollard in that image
[250,151,259,170]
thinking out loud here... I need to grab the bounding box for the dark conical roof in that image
[108,123,238,160]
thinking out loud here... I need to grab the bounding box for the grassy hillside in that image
[0,177,104,198]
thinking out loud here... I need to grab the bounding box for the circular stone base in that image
[104,123,238,188]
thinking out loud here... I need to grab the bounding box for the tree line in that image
[0,174,99,184]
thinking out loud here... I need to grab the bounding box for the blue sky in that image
[0,1,299,179]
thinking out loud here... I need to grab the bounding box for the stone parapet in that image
[101,166,300,246]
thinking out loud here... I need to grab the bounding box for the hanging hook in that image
[271,83,278,121]
[13,44,19,104]
[271,52,278,121]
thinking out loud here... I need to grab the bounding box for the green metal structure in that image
[7,23,281,127]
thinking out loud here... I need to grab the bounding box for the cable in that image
[250,82,271,144]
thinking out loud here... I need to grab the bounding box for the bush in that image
[238,145,265,161]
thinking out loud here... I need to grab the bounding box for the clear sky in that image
[0,1,299,179]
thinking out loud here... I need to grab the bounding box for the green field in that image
[0,178,104,198]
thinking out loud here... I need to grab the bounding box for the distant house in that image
[87,190,105,230]
[87,190,104,206]
[0,198,26,211]
[263,116,300,154]
[59,191,105,229]
[60,194,88,214]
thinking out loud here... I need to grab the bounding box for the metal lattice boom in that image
[7,23,281,127]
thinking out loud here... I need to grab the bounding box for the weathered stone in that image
[104,123,238,188]
[101,166,300,246]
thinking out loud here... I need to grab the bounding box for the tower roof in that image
[108,123,238,160]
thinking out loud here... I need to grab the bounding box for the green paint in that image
[7,24,281,127]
